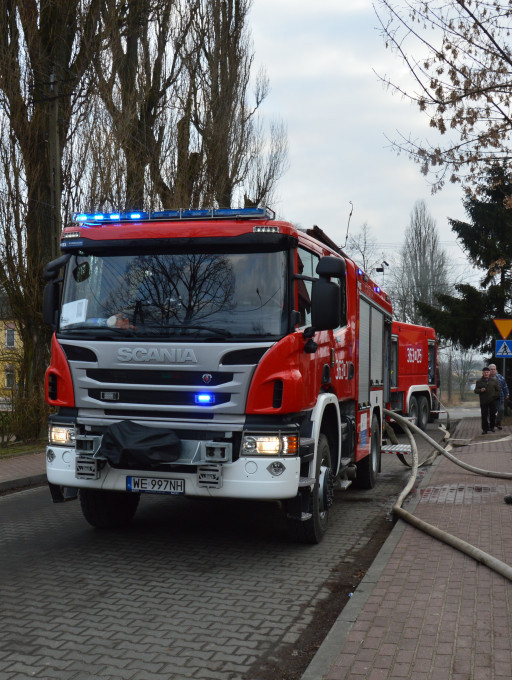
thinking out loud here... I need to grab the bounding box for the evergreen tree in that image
[418,164,512,352]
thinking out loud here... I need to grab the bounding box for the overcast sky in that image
[250,0,476,278]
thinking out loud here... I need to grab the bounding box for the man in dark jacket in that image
[475,366,500,434]
[489,363,509,429]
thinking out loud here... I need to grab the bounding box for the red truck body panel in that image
[390,321,438,428]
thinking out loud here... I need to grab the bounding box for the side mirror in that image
[43,281,60,329]
[311,278,341,330]
[316,256,346,278]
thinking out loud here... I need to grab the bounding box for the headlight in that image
[48,425,76,446]
[241,433,298,456]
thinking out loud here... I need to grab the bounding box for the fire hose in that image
[383,409,512,583]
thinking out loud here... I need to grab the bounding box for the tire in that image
[408,395,419,426]
[287,434,332,544]
[79,489,140,529]
[417,395,429,431]
[353,414,380,489]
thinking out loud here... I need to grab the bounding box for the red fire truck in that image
[43,207,394,543]
[389,321,439,431]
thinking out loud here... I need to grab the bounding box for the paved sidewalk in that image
[303,416,512,680]
[0,450,46,493]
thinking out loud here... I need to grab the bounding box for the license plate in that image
[126,476,185,495]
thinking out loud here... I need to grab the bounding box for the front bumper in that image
[46,445,301,500]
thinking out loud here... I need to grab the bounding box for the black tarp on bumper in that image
[99,420,181,467]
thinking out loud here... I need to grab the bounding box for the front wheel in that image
[286,434,332,544]
[79,489,140,529]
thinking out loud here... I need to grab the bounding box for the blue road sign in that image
[496,339,512,357]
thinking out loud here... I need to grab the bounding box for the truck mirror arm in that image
[44,253,71,281]
[303,326,318,354]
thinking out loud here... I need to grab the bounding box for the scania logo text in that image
[117,347,198,364]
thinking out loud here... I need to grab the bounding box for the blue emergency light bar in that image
[72,207,275,224]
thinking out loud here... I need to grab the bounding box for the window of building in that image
[5,368,14,389]
[5,328,15,348]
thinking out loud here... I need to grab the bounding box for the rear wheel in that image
[79,489,140,529]
[353,415,380,489]
[417,395,429,431]
[408,395,419,426]
[287,434,332,544]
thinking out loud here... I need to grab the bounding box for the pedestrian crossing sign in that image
[496,339,512,357]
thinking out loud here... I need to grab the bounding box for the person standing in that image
[474,366,500,434]
[489,363,509,429]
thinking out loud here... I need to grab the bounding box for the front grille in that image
[86,368,233,386]
[104,409,214,419]
[88,389,230,406]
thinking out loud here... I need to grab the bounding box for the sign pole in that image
[494,320,512,386]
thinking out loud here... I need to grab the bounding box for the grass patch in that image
[0,440,46,459]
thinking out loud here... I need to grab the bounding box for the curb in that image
[0,473,47,494]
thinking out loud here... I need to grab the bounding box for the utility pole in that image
[447,349,453,404]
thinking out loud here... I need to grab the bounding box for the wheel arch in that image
[406,386,432,413]
[309,392,341,477]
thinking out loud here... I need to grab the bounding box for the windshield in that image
[59,250,288,340]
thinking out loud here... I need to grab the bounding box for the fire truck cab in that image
[43,207,393,543]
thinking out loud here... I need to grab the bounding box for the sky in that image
[249,0,476,278]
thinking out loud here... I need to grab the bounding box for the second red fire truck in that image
[389,321,440,431]
[42,207,436,543]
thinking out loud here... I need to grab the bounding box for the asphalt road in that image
[0,421,452,680]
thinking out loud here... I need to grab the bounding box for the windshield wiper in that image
[141,323,233,338]
[181,324,233,337]
[60,326,137,337]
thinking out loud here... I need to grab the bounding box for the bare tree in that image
[0,0,101,437]
[345,222,384,275]
[79,0,287,211]
[92,0,196,210]
[452,345,477,401]
[243,117,289,208]
[375,0,512,190]
[190,0,287,207]
[388,200,453,324]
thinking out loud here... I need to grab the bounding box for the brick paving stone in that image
[373,655,393,669]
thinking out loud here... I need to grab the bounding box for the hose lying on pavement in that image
[384,408,512,583]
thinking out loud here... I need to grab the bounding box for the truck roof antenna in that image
[343,201,353,249]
